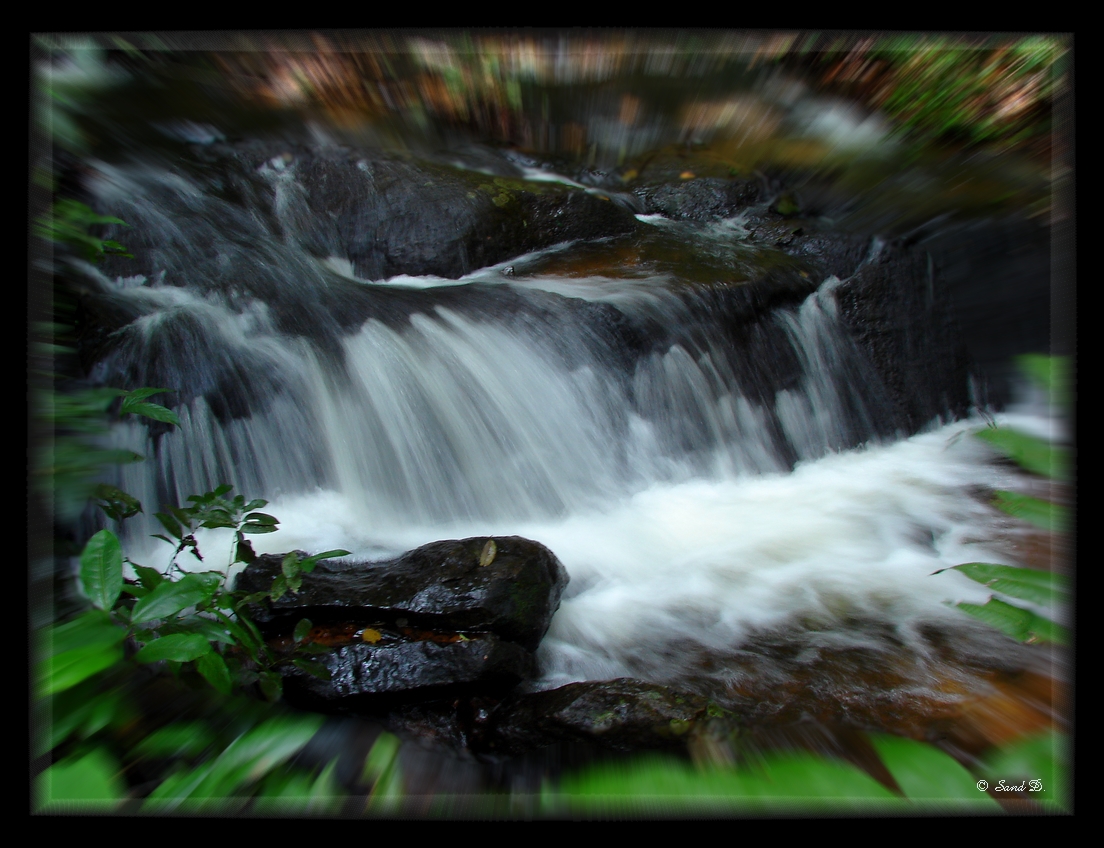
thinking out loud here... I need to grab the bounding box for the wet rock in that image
[833,239,972,433]
[236,536,568,653]
[633,177,761,221]
[283,633,536,702]
[189,142,640,281]
[483,679,712,754]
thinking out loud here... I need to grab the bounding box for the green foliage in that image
[37,748,128,812]
[765,34,1063,154]
[974,426,1070,482]
[943,562,1070,608]
[544,737,1021,815]
[79,529,123,611]
[32,192,358,813]
[34,385,178,523]
[869,734,999,809]
[543,727,1069,815]
[948,354,1072,645]
[35,482,353,811]
[955,597,1069,646]
[140,714,326,813]
[38,610,126,697]
[46,479,350,710]
[35,198,133,263]
[981,729,1069,812]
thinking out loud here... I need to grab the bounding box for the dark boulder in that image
[190,142,641,281]
[283,633,536,703]
[832,239,972,434]
[633,176,762,222]
[236,536,568,653]
[482,679,712,754]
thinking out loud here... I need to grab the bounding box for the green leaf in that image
[210,609,261,653]
[38,613,126,696]
[235,536,256,564]
[198,516,236,530]
[135,633,213,663]
[269,575,288,601]
[154,511,184,540]
[299,550,349,573]
[189,570,224,593]
[131,574,217,624]
[145,714,323,810]
[166,614,235,645]
[293,618,313,643]
[282,553,302,580]
[212,483,234,497]
[237,608,268,652]
[39,683,130,756]
[981,730,1069,812]
[135,722,217,759]
[79,529,124,611]
[121,401,179,424]
[974,427,1069,480]
[242,512,279,535]
[93,483,142,521]
[196,650,233,695]
[132,564,164,591]
[252,759,342,815]
[956,597,1069,645]
[551,752,904,814]
[118,387,174,402]
[241,523,278,534]
[944,563,1070,606]
[259,671,283,702]
[869,734,1000,808]
[37,748,126,811]
[992,490,1069,532]
[291,658,332,680]
[1015,354,1071,412]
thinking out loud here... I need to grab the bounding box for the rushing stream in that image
[42,37,1068,766]
[77,151,1063,727]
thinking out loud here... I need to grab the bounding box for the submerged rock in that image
[483,679,713,754]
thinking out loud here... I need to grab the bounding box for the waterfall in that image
[82,155,1035,702]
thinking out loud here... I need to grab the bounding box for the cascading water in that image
[81,151,1056,722]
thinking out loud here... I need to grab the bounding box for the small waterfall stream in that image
[75,152,1053,718]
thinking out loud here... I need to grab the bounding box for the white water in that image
[99,276,1050,697]
[86,159,1059,704]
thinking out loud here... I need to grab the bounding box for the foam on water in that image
[83,156,1061,706]
[118,411,1044,695]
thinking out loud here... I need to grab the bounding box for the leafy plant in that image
[763,34,1064,154]
[35,197,133,263]
[40,481,349,704]
[32,192,358,813]
[944,354,1072,645]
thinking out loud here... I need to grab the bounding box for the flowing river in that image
[46,36,1069,764]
